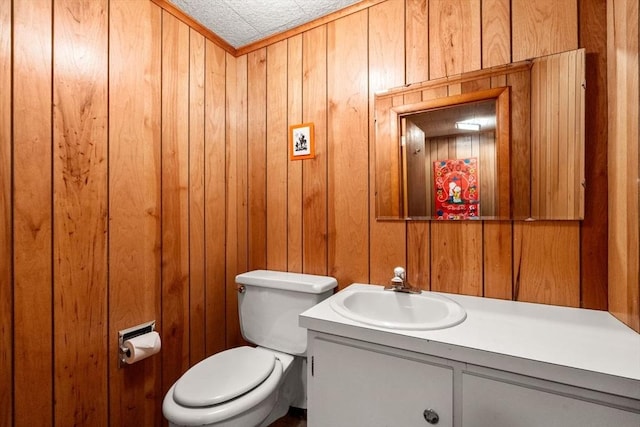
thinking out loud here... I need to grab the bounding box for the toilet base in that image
[259,356,304,426]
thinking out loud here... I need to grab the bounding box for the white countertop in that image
[300,283,640,400]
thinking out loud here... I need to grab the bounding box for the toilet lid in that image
[173,346,276,407]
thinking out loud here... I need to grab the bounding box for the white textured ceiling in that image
[169,0,361,48]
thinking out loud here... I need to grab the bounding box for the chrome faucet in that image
[384,267,421,294]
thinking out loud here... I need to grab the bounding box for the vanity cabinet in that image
[308,334,457,427]
[306,332,640,427]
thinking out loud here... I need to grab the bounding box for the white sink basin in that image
[329,286,467,330]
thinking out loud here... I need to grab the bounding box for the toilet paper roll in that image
[123,331,161,364]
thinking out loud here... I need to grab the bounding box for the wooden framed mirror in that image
[374,49,585,221]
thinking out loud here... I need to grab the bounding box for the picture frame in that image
[289,122,315,160]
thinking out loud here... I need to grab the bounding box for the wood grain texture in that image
[483,222,513,300]
[225,52,244,348]
[12,0,53,424]
[607,0,639,331]
[512,0,578,61]
[302,26,329,276]
[430,222,483,296]
[204,39,228,355]
[108,1,162,423]
[53,1,108,424]
[429,0,481,79]
[236,55,249,279]
[266,40,288,271]
[328,10,370,288]
[369,0,406,286]
[514,222,581,307]
[578,0,608,311]
[288,35,303,273]
[406,0,429,84]
[189,29,206,365]
[482,0,511,68]
[161,10,190,392]
[248,48,267,271]
[0,0,11,424]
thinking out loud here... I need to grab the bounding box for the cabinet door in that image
[308,337,453,427]
[462,373,640,427]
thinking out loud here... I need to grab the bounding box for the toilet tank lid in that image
[236,270,338,294]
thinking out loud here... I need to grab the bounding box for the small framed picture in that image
[289,122,315,160]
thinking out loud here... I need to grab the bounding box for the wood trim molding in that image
[150,0,237,55]
[376,61,532,101]
[150,0,388,57]
[235,0,387,56]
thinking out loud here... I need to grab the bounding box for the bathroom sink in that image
[329,286,467,330]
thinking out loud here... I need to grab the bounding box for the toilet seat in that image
[174,346,276,407]
[163,347,284,426]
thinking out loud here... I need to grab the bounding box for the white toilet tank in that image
[236,270,337,355]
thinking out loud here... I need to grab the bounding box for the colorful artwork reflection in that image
[433,158,480,220]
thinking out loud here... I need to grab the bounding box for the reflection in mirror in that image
[401,94,509,219]
[374,48,585,221]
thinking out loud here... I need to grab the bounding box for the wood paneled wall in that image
[232,0,609,343]
[607,0,639,332]
[0,0,630,425]
[2,0,231,425]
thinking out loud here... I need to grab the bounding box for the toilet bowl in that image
[163,346,297,427]
[162,270,337,427]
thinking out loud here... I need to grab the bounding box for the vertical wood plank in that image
[225,52,244,347]
[53,1,108,424]
[406,0,429,84]
[578,0,608,310]
[109,1,162,423]
[247,48,267,270]
[303,26,328,276]
[161,10,190,392]
[236,55,249,278]
[328,10,369,288]
[13,0,53,424]
[607,0,639,331]
[227,55,249,348]
[369,0,406,286]
[482,0,511,68]
[429,0,481,79]
[431,223,483,296]
[204,39,227,355]
[512,0,578,61]
[483,222,513,299]
[514,222,581,307]
[266,41,288,271]
[189,29,206,365]
[0,0,11,423]
[288,35,303,273]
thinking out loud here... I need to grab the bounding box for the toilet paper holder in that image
[118,320,156,368]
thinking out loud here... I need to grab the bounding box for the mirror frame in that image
[374,49,585,221]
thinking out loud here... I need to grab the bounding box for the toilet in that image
[163,270,337,427]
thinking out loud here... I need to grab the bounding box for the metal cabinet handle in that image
[423,409,439,424]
